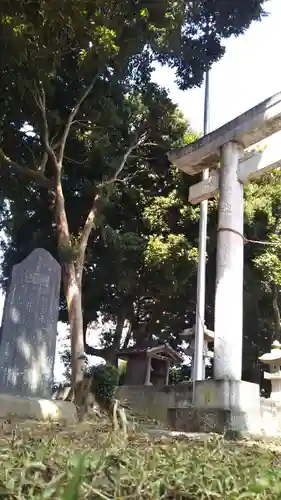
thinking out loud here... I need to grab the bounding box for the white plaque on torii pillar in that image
[188,146,281,205]
[168,91,281,381]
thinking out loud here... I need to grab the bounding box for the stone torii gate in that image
[169,92,281,383]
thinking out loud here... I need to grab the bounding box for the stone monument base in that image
[0,394,77,424]
[168,380,263,437]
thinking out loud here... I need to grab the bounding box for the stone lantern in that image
[180,326,214,380]
[259,340,281,401]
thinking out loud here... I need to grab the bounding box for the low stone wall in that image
[168,397,281,436]
[116,383,193,423]
[168,407,231,433]
[117,383,281,436]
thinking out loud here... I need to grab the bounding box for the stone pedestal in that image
[268,377,281,401]
[0,394,77,424]
[168,380,262,436]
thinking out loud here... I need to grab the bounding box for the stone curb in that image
[0,394,77,424]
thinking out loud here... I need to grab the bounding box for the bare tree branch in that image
[76,192,100,285]
[71,120,91,127]
[58,72,101,165]
[119,167,146,185]
[64,156,88,166]
[105,132,148,186]
[23,143,38,170]
[50,138,61,150]
[38,139,60,173]
[32,82,59,171]
[141,141,160,147]
[38,152,48,173]
[0,149,55,189]
[74,132,158,283]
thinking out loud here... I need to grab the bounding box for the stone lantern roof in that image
[259,340,281,364]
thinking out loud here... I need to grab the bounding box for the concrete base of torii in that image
[168,380,268,437]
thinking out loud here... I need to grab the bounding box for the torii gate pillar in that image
[215,141,244,379]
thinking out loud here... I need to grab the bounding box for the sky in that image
[1,0,281,381]
[151,0,281,134]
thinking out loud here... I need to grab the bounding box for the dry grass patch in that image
[0,416,280,499]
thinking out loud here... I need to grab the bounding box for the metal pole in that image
[193,70,210,381]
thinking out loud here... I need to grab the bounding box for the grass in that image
[0,415,281,499]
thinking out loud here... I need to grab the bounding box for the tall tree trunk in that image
[55,177,85,405]
[107,312,126,366]
[272,283,281,342]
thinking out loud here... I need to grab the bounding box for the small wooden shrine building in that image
[118,343,182,386]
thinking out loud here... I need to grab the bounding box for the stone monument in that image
[168,91,281,435]
[0,248,60,398]
[259,340,281,402]
[0,248,76,423]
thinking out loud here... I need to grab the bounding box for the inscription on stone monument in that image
[0,248,61,398]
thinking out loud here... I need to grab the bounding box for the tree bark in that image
[272,283,281,342]
[55,184,102,413]
[55,175,85,405]
[107,312,126,366]
[0,148,55,189]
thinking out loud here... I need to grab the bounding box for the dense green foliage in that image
[89,364,119,408]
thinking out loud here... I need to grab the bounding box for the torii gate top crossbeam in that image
[168,91,281,175]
